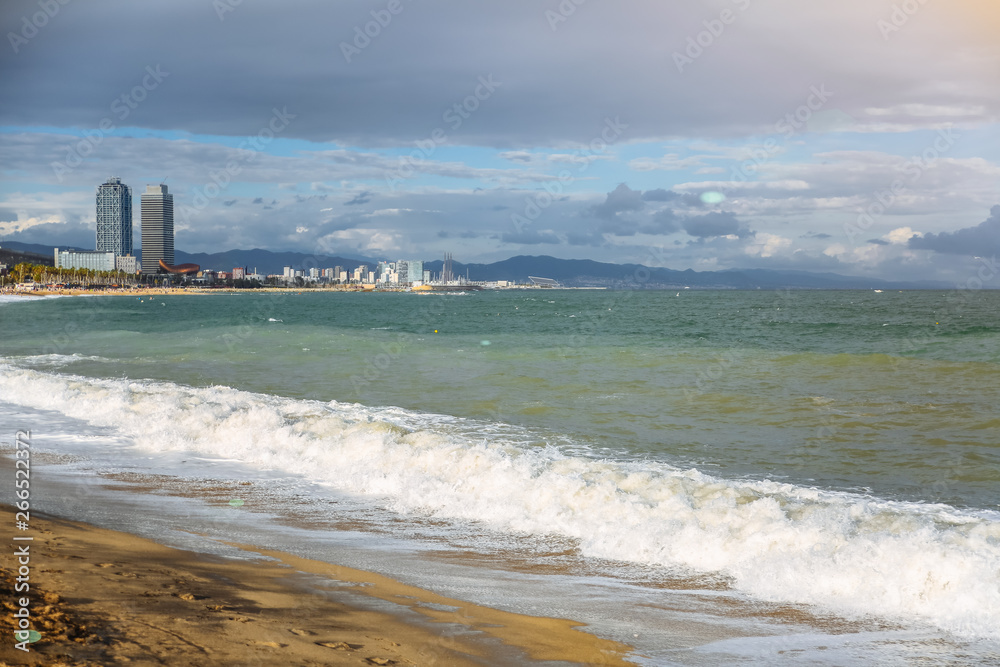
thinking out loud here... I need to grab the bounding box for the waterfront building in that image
[140,184,174,273]
[54,248,116,272]
[406,260,424,283]
[96,177,133,257]
[115,255,138,273]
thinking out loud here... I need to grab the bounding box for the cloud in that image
[501,229,561,245]
[883,227,921,245]
[589,183,645,220]
[682,212,745,238]
[908,206,1000,256]
[640,189,676,202]
[345,191,374,206]
[744,233,792,258]
[566,230,606,246]
[4,1,996,146]
[3,221,94,249]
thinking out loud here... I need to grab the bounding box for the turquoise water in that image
[2,289,999,662]
[3,290,998,508]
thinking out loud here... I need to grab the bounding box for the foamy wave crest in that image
[1,365,998,639]
[0,294,69,305]
[17,353,113,367]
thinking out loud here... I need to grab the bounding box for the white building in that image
[115,255,138,273]
[54,248,116,272]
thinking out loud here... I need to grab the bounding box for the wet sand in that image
[0,506,633,666]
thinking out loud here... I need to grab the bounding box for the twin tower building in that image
[95,177,173,274]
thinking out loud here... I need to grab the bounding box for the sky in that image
[1,0,998,282]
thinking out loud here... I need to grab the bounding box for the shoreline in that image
[0,505,634,666]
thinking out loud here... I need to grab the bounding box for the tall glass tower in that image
[140,184,174,273]
[96,177,132,256]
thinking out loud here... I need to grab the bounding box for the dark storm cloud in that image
[589,183,645,220]
[651,209,681,234]
[344,191,374,206]
[682,212,745,238]
[908,206,1000,256]
[6,221,93,248]
[3,1,994,146]
[585,184,706,237]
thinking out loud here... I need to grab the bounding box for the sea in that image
[1,288,998,665]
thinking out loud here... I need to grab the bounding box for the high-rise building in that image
[407,260,424,283]
[96,177,132,257]
[140,184,174,273]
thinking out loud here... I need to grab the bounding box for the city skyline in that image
[1,1,998,285]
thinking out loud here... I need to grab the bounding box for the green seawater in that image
[2,289,998,509]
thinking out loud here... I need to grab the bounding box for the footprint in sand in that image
[316,641,359,651]
[177,593,208,601]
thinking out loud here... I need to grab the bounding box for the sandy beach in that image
[0,505,633,666]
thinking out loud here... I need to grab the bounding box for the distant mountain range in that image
[0,241,949,289]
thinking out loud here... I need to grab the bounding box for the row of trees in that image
[1,262,267,289]
[1,262,141,287]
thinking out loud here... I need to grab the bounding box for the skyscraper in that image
[140,184,174,273]
[96,177,132,256]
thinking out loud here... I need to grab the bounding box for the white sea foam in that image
[18,353,113,367]
[0,294,69,305]
[1,364,998,640]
